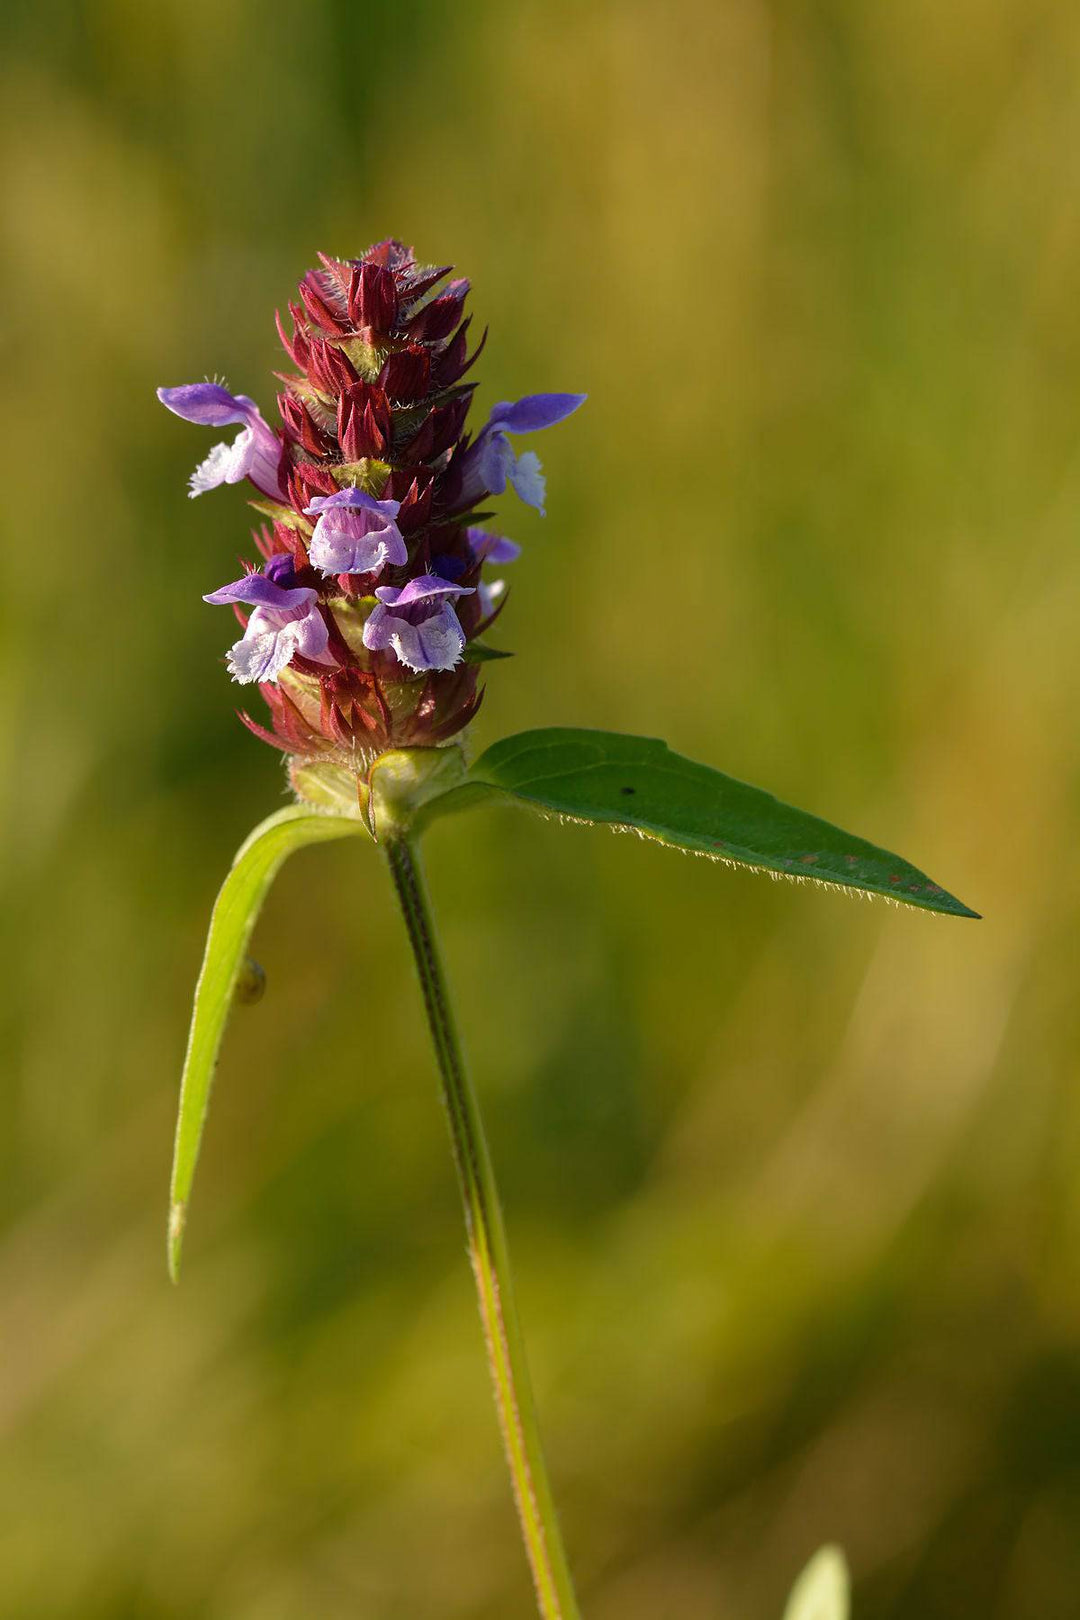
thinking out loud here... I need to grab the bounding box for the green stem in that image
[384,837,582,1620]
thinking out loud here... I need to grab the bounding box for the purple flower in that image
[362,574,474,673]
[477,578,507,621]
[465,526,522,565]
[457,392,585,515]
[204,561,334,683]
[465,528,518,621]
[158,383,286,502]
[303,488,407,577]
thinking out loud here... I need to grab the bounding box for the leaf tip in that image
[168,1201,187,1284]
[783,1543,850,1620]
[936,891,981,920]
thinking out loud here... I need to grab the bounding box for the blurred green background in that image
[2,1,1079,1615]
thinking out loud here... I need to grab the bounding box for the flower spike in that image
[157,240,584,784]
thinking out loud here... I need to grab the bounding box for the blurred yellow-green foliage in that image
[3,1,1080,1615]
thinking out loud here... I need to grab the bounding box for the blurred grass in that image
[2,0,1080,1616]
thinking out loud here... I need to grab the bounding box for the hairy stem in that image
[384,837,582,1620]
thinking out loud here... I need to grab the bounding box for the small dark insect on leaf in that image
[620,786,636,795]
[235,957,266,1005]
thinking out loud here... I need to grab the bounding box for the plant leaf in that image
[462,640,513,663]
[446,729,978,918]
[169,806,367,1281]
[782,1546,850,1620]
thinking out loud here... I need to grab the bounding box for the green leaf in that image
[462,640,514,663]
[449,729,978,918]
[168,806,367,1281]
[782,1546,850,1620]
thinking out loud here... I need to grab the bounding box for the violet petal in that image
[487,392,586,435]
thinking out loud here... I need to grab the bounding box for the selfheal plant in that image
[160,240,977,1620]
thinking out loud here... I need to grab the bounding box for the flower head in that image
[158,240,584,787]
[455,394,585,516]
[362,575,474,674]
[158,383,286,501]
[466,526,522,566]
[304,489,406,578]
[204,560,334,684]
